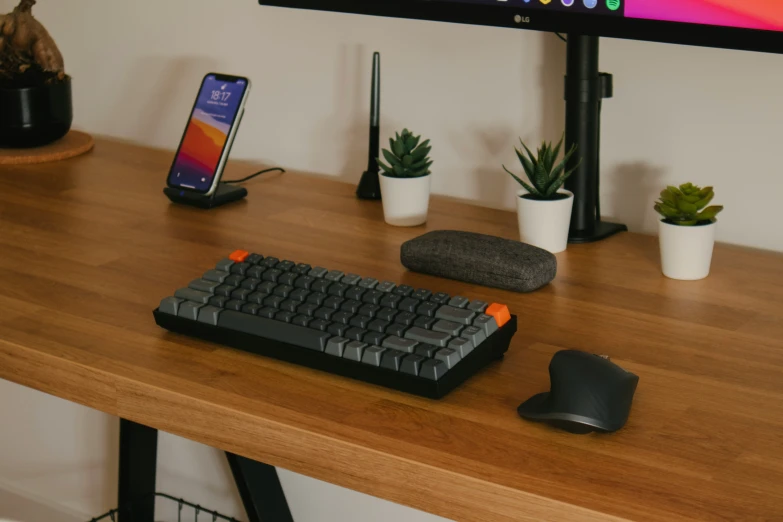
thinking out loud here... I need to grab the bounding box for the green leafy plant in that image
[503,134,580,200]
[654,183,723,226]
[378,129,432,178]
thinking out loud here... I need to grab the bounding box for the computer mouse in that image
[517,350,639,434]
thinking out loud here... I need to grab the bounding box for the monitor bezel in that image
[258,0,783,55]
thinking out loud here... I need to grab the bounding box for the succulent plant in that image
[378,129,432,178]
[654,183,723,226]
[503,134,580,200]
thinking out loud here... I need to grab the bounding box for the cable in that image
[221,167,285,184]
[555,32,567,42]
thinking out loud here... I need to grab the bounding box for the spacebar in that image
[218,310,331,352]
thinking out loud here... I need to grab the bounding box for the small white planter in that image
[379,173,431,227]
[659,219,716,280]
[516,189,574,254]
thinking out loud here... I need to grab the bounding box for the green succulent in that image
[378,129,432,178]
[654,183,723,226]
[503,134,580,200]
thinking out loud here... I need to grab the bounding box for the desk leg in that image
[226,452,293,522]
[118,419,158,522]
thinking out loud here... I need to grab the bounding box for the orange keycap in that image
[229,249,249,262]
[486,303,511,328]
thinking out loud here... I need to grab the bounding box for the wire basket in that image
[88,493,243,522]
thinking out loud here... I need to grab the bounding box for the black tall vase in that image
[0,76,72,148]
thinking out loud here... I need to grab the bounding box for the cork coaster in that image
[0,130,95,165]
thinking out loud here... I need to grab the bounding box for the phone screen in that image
[167,74,248,193]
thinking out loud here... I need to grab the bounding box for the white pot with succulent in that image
[503,135,580,253]
[377,129,433,227]
[654,183,723,280]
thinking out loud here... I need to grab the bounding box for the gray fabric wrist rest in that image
[400,230,557,293]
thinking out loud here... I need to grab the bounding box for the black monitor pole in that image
[564,34,627,243]
[356,52,382,199]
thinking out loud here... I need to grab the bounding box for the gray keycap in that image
[325,270,344,282]
[247,266,265,280]
[174,287,212,304]
[400,354,426,376]
[177,301,203,320]
[343,341,367,361]
[202,270,229,283]
[159,296,183,315]
[474,314,499,336]
[460,325,487,347]
[381,349,407,371]
[247,292,268,305]
[448,296,469,308]
[363,331,386,346]
[435,305,475,325]
[341,273,361,285]
[404,327,451,347]
[197,305,222,325]
[358,277,379,289]
[215,258,234,272]
[361,345,386,366]
[420,359,448,381]
[432,319,463,336]
[376,281,396,293]
[382,336,418,354]
[467,300,488,313]
[416,301,440,317]
[435,347,462,369]
[189,279,221,293]
[309,266,328,278]
[326,336,350,357]
[415,344,438,358]
[411,288,432,301]
[398,298,421,313]
[448,337,473,358]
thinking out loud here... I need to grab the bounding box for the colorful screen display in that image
[168,75,247,193]
[452,0,783,32]
[626,0,783,32]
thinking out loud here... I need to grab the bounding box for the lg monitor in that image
[257,0,783,241]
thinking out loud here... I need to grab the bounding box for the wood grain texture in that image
[1,137,782,521]
[0,130,94,165]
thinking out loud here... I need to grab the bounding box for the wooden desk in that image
[1,138,782,521]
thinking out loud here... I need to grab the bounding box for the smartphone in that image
[167,73,251,195]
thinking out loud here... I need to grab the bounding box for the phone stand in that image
[163,183,247,209]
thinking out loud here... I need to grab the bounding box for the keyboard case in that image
[154,310,517,399]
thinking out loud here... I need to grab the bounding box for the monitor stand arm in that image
[564,34,627,243]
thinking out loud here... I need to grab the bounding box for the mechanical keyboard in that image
[154,250,517,398]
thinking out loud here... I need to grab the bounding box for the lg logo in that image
[514,14,531,23]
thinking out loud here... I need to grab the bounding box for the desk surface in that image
[1,138,782,521]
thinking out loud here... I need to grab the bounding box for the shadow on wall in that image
[450,33,569,210]
[316,43,373,184]
[605,162,666,232]
[449,127,516,209]
[104,56,220,147]
[539,33,567,142]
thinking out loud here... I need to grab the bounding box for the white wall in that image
[6,0,783,251]
[2,0,783,520]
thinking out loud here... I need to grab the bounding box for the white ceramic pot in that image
[379,173,431,227]
[516,189,574,254]
[658,219,716,280]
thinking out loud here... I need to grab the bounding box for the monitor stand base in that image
[568,221,628,244]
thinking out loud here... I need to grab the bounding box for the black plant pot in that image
[0,76,72,148]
